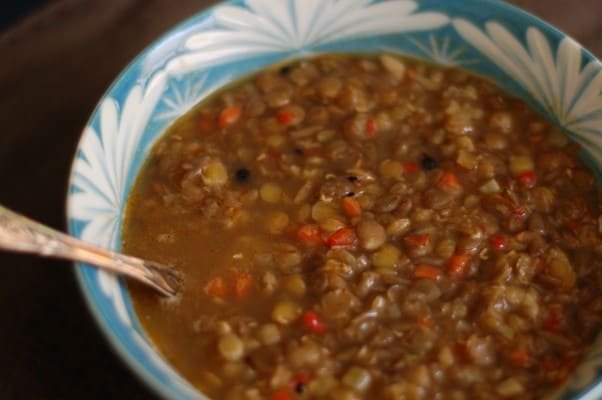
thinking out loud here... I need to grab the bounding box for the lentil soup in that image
[123,54,601,400]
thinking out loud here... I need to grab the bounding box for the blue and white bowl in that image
[66,0,602,399]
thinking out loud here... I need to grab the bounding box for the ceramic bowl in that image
[66,0,602,399]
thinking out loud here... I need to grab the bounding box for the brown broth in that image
[123,54,601,400]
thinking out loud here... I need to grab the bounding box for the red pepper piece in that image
[206,276,227,298]
[270,389,292,400]
[438,172,463,193]
[414,264,442,280]
[342,197,361,218]
[198,117,215,132]
[512,207,527,219]
[218,105,242,127]
[297,224,322,245]
[446,253,471,278]
[233,273,253,299]
[543,311,563,332]
[290,373,310,387]
[277,110,295,125]
[517,171,536,188]
[403,234,429,247]
[402,162,419,173]
[418,316,435,329]
[301,311,327,334]
[290,373,311,394]
[326,227,356,247]
[489,235,507,251]
[365,118,378,138]
[509,348,530,367]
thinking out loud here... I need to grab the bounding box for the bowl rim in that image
[65,1,602,399]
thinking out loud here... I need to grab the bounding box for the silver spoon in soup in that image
[0,204,179,296]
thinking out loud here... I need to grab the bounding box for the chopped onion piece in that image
[479,179,501,194]
[379,54,406,81]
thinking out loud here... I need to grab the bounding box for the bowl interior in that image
[67,1,602,399]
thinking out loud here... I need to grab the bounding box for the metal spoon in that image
[0,204,180,296]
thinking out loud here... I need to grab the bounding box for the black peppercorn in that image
[347,175,358,182]
[279,65,293,75]
[295,382,305,394]
[235,168,251,182]
[421,154,438,170]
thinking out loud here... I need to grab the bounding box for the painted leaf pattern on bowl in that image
[165,0,449,74]
[453,19,602,170]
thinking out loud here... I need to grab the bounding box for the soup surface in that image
[123,54,601,400]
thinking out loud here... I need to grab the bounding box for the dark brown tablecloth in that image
[0,1,600,398]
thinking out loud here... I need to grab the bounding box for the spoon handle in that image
[0,205,179,296]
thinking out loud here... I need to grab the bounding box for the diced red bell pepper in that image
[543,311,563,332]
[489,235,507,251]
[418,316,435,329]
[438,172,463,193]
[404,234,430,247]
[301,311,326,334]
[233,273,253,299]
[512,207,527,219]
[446,253,471,278]
[414,264,442,280]
[517,171,536,188]
[342,197,361,218]
[297,224,322,245]
[206,276,227,298]
[277,110,295,125]
[403,162,419,173]
[218,105,242,127]
[365,118,378,138]
[326,227,356,247]
[510,348,530,367]
[270,389,292,400]
[289,373,311,392]
[198,117,215,132]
